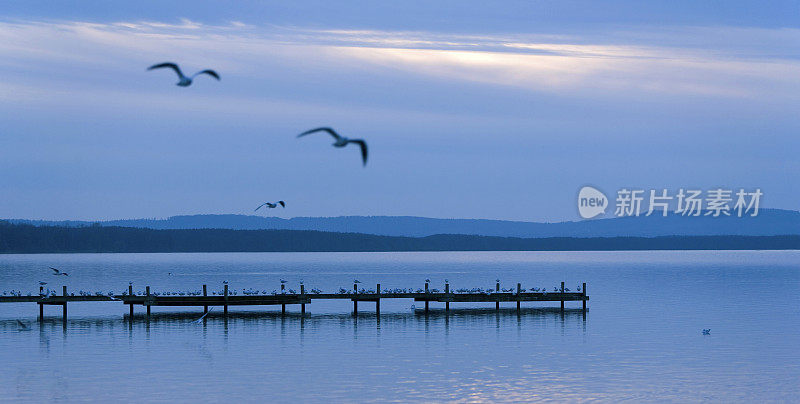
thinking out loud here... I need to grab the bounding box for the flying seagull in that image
[192,308,213,324]
[702,329,711,335]
[297,127,368,166]
[147,62,220,87]
[255,201,285,211]
[50,267,68,276]
[16,320,31,331]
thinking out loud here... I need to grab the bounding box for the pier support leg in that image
[424,282,429,314]
[516,283,521,313]
[560,281,565,312]
[353,283,358,316]
[445,283,450,313]
[145,286,151,318]
[496,282,500,311]
[301,284,306,315]
[281,284,285,315]
[376,284,380,315]
[39,303,43,321]
[203,285,208,314]
[62,286,67,322]
[128,284,134,319]
[223,284,228,317]
[582,282,587,311]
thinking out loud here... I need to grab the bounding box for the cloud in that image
[0,19,798,103]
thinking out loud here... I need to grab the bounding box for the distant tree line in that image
[0,221,798,253]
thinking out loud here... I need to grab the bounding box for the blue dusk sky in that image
[0,1,798,222]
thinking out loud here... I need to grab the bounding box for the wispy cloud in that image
[0,19,798,102]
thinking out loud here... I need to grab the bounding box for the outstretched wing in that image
[17,320,26,328]
[50,267,59,274]
[195,69,220,80]
[349,139,368,166]
[278,201,285,208]
[254,202,268,212]
[147,62,184,78]
[297,127,341,140]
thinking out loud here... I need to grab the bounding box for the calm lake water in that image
[1,251,798,402]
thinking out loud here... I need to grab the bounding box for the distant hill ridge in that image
[6,208,800,238]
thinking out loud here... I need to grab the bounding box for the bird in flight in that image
[147,62,220,87]
[17,320,31,331]
[50,267,68,276]
[255,201,285,211]
[297,127,368,166]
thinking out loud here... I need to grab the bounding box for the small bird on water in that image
[50,267,68,276]
[147,62,220,87]
[255,201,285,211]
[297,127,368,166]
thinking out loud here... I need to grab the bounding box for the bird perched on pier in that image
[297,127,368,166]
[280,279,287,284]
[50,267,68,276]
[255,201,285,211]
[147,62,220,87]
[38,281,47,286]
[425,278,431,284]
[354,279,362,284]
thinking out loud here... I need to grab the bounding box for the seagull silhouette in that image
[192,308,213,324]
[147,62,220,87]
[297,127,368,166]
[50,267,68,276]
[702,329,711,335]
[255,201,285,211]
[16,320,31,331]
[354,279,362,284]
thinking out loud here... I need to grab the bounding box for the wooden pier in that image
[1,282,588,322]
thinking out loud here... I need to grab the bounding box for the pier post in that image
[445,283,450,313]
[560,281,565,312]
[39,285,44,321]
[281,283,286,314]
[496,281,500,311]
[516,283,521,312]
[128,284,134,318]
[62,286,67,322]
[353,283,358,316]
[223,284,228,317]
[300,284,306,315]
[203,285,208,314]
[582,282,587,311]
[376,283,380,315]
[424,282,429,314]
[146,286,151,318]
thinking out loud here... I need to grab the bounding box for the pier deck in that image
[1,281,588,321]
